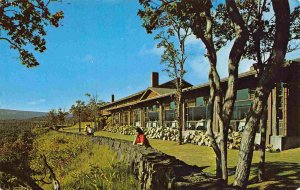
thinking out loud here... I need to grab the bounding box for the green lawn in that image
[61,122,94,133]
[62,127,300,189]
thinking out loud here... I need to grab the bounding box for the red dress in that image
[134,134,151,147]
[135,134,145,144]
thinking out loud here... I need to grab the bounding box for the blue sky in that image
[0,0,299,112]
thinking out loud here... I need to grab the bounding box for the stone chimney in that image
[151,72,159,87]
[111,94,115,102]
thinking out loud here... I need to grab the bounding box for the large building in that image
[99,59,300,150]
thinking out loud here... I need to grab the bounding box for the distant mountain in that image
[0,109,47,120]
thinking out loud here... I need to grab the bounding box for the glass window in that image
[124,112,128,124]
[232,100,252,120]
[235,100,252,107]
[170,102,175,109]
[237,89,249,100]
[153,105,157,110]
[165,110,175,121]
[196,97,204,106]
[148,111,159,121]
[134,110,140,122]
[187,107,207,121]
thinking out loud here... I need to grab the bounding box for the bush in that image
[30,131,138,189]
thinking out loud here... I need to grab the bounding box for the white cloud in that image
[95,0,125,3]
[138,44,164,56]
[215,41,253,78]
[286,49,300,60]
[262,0,299,21]
[27,99,46,105]
[186,55,210,81]
[239,59,254,72]
[159,73,171,84]
[83,54,95,64]
[290,0,300,10]
[186,34,202,46]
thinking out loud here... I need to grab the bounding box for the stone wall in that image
[63,132,220,190]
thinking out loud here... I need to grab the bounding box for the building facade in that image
[99,59,300,150]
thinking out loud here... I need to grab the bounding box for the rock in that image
[233,132,240,137]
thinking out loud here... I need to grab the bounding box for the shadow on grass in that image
[226,161,300,189]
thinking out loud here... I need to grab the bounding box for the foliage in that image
[0,124,47,189]
[67,162,138,190]
[211,1,300,67]
[46,108,69,129]
[47,109,58,127]
[0,0,64,67]
[30,131,138,189]
[85,93,106,129]
[139,0,192,145]
[70,100,86,131]
[138,0,299,187]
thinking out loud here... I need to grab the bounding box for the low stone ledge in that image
[60,132,221,190]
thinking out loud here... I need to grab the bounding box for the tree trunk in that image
[217,118,228,184]
[233,92,271,188]
[216,156,222,178]
[206,69,222,179]
[94,114,97,131]
[234,1,290,188]
[258,107,267,182]
[43,155,60,190]
[78,113,82,132]
[177,94,183,145]
[0,166,43,190]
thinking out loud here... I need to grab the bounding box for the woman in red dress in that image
[133,127,151,148]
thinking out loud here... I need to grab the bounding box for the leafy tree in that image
[86,93,100,130]
[0,0,63,67]
[138,0,299,187]
[47,109,58,128]
[0,125,42,189]
[70,100,85,132]
[0,0,63,188]
[57,108,68,126]
[139,0,234,182]
[139,3,191,144]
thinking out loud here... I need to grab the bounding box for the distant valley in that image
[0,109,47,120]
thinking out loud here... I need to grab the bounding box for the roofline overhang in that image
[100,70,258,111]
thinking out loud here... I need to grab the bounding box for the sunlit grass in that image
[31,131,138,190]
[61,122,94,133]
[93,130,300,189]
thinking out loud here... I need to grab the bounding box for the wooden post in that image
[283,85,288,136]
[128,111,131,126]
[182,102,186,131]
[140,108,145,128]
[111,113,114,127]
[159,104,163,127]
[266,95,272,144]
[132,110,135,126]
[271,87,278,136]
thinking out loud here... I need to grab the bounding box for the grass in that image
[61,121,94,133]
[62,126,300,189]
[31,130,138,190]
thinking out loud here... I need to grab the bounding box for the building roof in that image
[100,71,257,110]
[100,59,300,111]
[158,79,193,88]
[100,79,189,109]
[107,89,176,111]
[185,70,257,92]
[293,58,300,62]
[150,87,176,95]
[100,90,145,109]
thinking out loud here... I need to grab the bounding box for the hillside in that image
[0,109,47,120]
